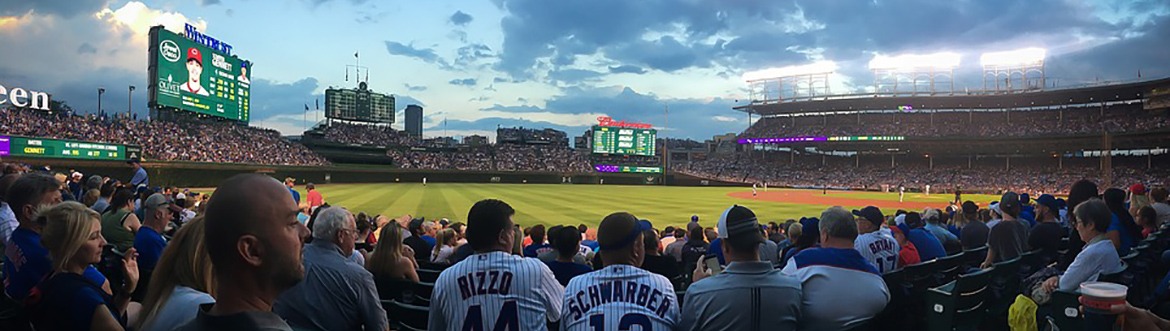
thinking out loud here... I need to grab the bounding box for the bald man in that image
[178,174,310,331]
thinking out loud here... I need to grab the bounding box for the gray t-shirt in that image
[142,286,216,331]
[679,261,802,331]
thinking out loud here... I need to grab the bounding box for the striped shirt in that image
[560,264,679,331]
[430,251,564,331]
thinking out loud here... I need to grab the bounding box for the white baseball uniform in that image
[854,231,900,274]
[429,251,564,331]
[560,264,680,331]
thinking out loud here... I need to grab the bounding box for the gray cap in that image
[143,193,182,212]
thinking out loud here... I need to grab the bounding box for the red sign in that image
[597,116,653,129]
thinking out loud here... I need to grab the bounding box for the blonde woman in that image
[134,216,215,331]
[366,224,419,282]
[27,201,139,331]
[431,228,457,264]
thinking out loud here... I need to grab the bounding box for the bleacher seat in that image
[675,290,686,305]
[959,246,987,269]
[873,269,910,329]
[417,269,442,283]
[925,268,993,331]
[983,257,1022,329]
[384,299,429,331]
[375,278,417,304]
[1045,290,1084,331]
[934,252,966,283]
[414,282,435,306]
[1017,249,1047,276]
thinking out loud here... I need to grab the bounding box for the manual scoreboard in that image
[591,126,656,156]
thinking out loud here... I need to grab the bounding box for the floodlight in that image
[743,61,838,82]
[868,52,961,70]
[980,47,1046,67]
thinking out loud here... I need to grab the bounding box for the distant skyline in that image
[1,0,1167,141]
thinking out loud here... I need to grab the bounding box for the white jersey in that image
[429,251,564,331]
[560,265,680,331]
[854,231,900,274]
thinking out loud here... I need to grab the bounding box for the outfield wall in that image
[4,158,731,187]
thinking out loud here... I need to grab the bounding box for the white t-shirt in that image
[141,286,216,331]
[433,245,456,263]
[560,265,680,331]
[429,251,564,331]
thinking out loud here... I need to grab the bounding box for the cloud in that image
[484,104,544,113]
[199,0,222,6]
[449,10,473,26]
[384,41,447,66]
[448,78,477,86]
[455,43,494,67]
[77,43,97,54]
[711,115,739,122]
[608,65,647,74]
[404,83,427,92]
[548,69,604,84]
[1,0,107,18]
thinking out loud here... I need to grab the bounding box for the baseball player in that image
[429,199,564,331]
[560,212,680,331]
[752,183,758,197]
[898,184,905,202]
[852,206,900,274]
[182,47,210,96]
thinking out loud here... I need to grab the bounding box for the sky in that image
[1,0,1168,142]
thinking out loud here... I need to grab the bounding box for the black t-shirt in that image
[1028,222,1064,256]
[640,254,680,282]
[680,240,709,272]
[960,221,990,250]
[988,219,1030,263]
[403,236,432,262]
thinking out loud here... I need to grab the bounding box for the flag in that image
[365,69,369,82]
[345,69,348,81]
[315,98,319,110]
[355,51,359,58]
[305,104,309,111]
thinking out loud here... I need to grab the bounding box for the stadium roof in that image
[734,77,1170,116]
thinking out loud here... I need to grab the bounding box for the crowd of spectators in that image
[0,108,328,166]
[320,122,416,146]
[741,103,1170,138]
[386,145,593,172]
[674,155,1170,194]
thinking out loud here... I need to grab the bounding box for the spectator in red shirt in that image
[890,225,921,267]
[305,183,324,210]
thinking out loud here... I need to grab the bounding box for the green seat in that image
[1017,249,1047,276]
[1045,290,1084,331]
[384,299,429,331]
[413,281,434,307]
[925,268,994,331]
[960,246,987,268]
[934,252,966,283]
[417,269,442,283]
[873,269,910,329]
[984,257,1022,321]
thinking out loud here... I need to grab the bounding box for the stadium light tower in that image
[868,52,960,97]
[980,47,1046,94]
[742,61,837,106]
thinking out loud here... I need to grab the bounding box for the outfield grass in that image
[298,183,1003,229]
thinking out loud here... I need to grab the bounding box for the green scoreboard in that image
[591,126,656,156]
[149,26,251,122]
[0,135,141,161]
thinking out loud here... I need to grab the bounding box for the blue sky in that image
[1,0,1167,141]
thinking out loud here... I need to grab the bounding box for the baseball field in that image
[299,183,1003,229]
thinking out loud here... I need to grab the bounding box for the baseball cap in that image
[1036,194,1059,213]
[598,212,650,251]
[175,192,186,200]
[71,171,83,179]
[962,201,978,214]
[143,193,182,212]
[852,206,884,227]
[691,215,699,222]
[1019,193,1030,204]
[922,208,941,223]
[904,212,925,228]
[894,214,906,225]
[1131,183,1147,195]
[894,223,910,237]
[187,47,202,65]
[1000,192,1021,212]
[126,157,141,164]
[716,205,763,244]
[798,217,820,242]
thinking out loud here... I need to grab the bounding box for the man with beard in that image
[178,174,310,331]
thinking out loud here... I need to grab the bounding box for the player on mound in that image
[429,199,564,331]
[560,213,680,330]
[752,182,758,197]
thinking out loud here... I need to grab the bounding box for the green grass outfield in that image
[298,183,1002,229]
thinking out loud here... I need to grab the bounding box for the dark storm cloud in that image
[1047,13,1170,83]
[608,65,647,74]
[450,10,474,26]
[0,0,106,18]
[455,43,494,66]
[448,78,477,86]
[248,77,323,120]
